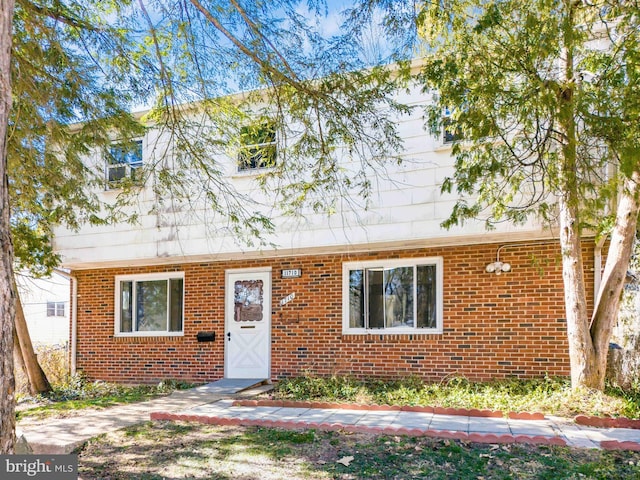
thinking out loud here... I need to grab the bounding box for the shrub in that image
[272,374,640,418]
[15,343,69,400]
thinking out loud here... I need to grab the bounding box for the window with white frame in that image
[442,107,462,144]
[237,121,276,171]
[106,139,143,186]
[46,301,65,317]
[343,257,443,334]
[115,272,184,336]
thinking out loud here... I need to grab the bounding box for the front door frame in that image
[224,267,272,379]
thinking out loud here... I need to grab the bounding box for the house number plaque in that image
[281,268,302,278]
[279,292,295,306]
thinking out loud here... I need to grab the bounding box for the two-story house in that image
[52,85,591,385]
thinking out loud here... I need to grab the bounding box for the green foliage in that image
[10,0,147,275]
[402,0,640,233]
[273,374,640,418]
[105,1,414,248]
[358,0,640,390]
[9,1,416,271]
[255,428,316,445]
[44,373,185,402]
[275,374,370,401]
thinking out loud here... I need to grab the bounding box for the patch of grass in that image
[271,374,640,418]
[17,376,195,421]
[219,427,317,459]
[77,422,640,479]
[125,421,196,439]
[256,428,316,445]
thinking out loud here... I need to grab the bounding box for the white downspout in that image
[70,275,77,375]
[54,268,78,375]
[594,236,607,305]
[594,158,618,306]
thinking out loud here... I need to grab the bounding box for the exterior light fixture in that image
[485,261,511,274]
[486,245,513,274]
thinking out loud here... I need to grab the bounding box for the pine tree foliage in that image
[412,0,639,234]
[7,0,415,269]
[374,0,640,389]
[2,0,415,452]
[115,0,413,245]
[10,0,146,275]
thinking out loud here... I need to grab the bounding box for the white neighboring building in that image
[16,272,70,346]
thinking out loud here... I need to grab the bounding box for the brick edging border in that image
[601,440,640,451]
[149,411,564,447]
[231,399,545,420]
[575,415,640,430]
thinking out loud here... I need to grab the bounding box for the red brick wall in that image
[71,240,595,384]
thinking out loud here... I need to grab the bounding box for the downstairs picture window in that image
[115,273,184,336]
[343,257,443,334]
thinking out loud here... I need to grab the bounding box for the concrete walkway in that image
[17,382,271,454]
[152,399,640,451]
[18,384,640,454]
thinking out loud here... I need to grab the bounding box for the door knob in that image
[227,332,231,341]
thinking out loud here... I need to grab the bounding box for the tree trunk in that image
[558,194,598,388]
[589,169,640,390]
[14,281,52,394]
[13,327,26,379]
[0,0,16,454]
[556,3,603,389]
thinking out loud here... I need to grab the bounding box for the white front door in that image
[225,269,271,379]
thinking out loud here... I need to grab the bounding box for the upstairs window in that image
[46,301,65,317]
[115,272,184,336]
[442,108,462,144]
[106,139,143,186]
[237,122,276,171]
[343,257,443,334]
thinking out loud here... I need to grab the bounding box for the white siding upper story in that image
[53,87,552,270]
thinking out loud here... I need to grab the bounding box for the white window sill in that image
[114,332,184,338]
[435,139,476,152]
[231,167,274,179]
[434,143,454,152]
[103,183,144,192]
[342,328,443,336]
